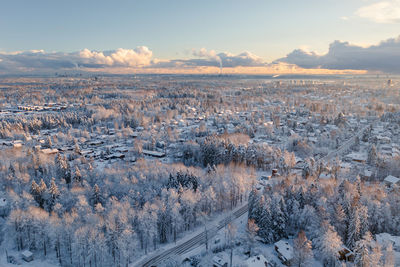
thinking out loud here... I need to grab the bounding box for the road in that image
[136,203,248,267]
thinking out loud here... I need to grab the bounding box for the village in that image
[0,75,399,267]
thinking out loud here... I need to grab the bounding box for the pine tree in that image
[270,193,287,241]
[73,166,82,185]
[333,204,347,240]
[31,179,47,208]
[347,204,361,249]
[90,184,103,207]
[47,178,60,211]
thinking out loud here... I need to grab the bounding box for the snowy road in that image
[137,203,248,267]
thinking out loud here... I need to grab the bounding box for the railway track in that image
[138,204,248,267]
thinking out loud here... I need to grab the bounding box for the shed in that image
[212,255,228,267]
[21,250,33,262]
[338,246,354,262]
[384,175,400,187]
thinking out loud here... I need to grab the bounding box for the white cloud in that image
[356,0,400,23]
[276,36,400,73]
[79,47,153,67]
[0,47,154,73]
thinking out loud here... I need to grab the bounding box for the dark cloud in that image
[276,36,400,73]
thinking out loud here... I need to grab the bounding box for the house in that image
[338,246,354,262]
[319,172,333,180]
[384,175,400,187]
[345,152,367,163]
[41,148,59,155]
[360,169,373,180]
[274,240,293,265]
[142,149,166,158]
[212,255,228,267]
[87,140,103,146]
[244,254,268,267]
[11,140,23,148]
[104,153,125,160]
[21,250,33,262]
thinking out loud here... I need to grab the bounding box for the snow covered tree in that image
[315,221,343,267]
[73,166,82,186]
[382,243,395,267]
[31,179,47,208]
[367,145,377,166]
[246,219,259,257]
[90,184,104,208]
[292,230,313,267]
[354,236,371,267]
[226,223,237,267]
[47,177,59,211]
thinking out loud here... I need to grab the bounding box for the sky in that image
[0,0,399,74]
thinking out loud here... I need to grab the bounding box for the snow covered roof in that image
[142,150,166,158]
[212,255,228,266]
[244,254,268,267]
[384,175,400,185]
[41,148,59,154]
[274,240,293,261]
[362,170,373,178]
[21,250,33,258]
[319,172,332,180]
[346,152,367,162]
[376,233,400,250]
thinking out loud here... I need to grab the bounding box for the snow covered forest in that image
[0,75,399,267]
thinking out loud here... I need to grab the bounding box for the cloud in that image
[152,48,265,69]
[0,47,154,73]
[356,0,400,23]
[0,46,266,74]
[276,36,400,73]
[77,47,153,67]
[0,44,382,75]
[192,48,219,60]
